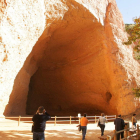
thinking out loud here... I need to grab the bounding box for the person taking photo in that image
[32,106,51,140]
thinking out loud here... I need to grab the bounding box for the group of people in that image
[31,106,137,140]
[79,113,107,140]
[80,113,137,140]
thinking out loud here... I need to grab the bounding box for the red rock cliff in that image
[1,0,140,116]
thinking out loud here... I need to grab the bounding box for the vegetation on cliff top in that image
[124,18,140,60]
[124,18,140,97]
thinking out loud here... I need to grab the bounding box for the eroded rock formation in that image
[1,0,140,116]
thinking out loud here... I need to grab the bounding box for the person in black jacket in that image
[32,106,51,140]
[114,114,125,140]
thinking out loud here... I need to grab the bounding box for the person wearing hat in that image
[114,114,125,140]
[32,106,51,140]
[132,114,137,128]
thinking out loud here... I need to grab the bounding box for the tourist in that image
[80,113,89,140]
[98,113,107,136]
[132,113,137,128]
[32,106,51,140]
[114,114,125,140]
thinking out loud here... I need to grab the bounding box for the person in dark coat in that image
[32,106,51,140]
[114,114,125,140]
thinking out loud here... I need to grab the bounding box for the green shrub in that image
[132,88,140,97]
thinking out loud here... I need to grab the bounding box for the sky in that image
[116,0,140,24]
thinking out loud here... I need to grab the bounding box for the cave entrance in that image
[25,19,112,116]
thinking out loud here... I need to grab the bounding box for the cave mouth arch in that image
[4,2,117,116]
[25,20,113,116]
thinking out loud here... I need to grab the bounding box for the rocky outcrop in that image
[1,0,140,116]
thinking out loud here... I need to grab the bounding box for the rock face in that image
[1,0,140,116]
